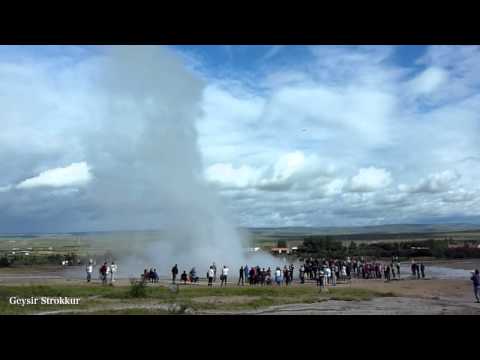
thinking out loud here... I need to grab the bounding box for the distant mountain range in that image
[1,223,480,237]
[245,223,480,236]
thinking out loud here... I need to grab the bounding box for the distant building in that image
[447,242,480,249]
[447,243,465,249]
[271,247,290,255]
[410,246,429,250]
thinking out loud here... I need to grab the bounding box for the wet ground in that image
[2,260,480,315]
[2,259,478,283]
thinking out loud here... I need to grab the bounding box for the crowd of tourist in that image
[85,260,118,285]
[83,256,480,304]
[301,256,411,282]
[84,257,428,287]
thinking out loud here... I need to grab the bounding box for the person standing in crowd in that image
[208,266,214,287]
[341,264,347,281]
[265,270,272,285]
[212,262,217,283]
[470,269,480,303]
[221,265,229,287]
[238,266,244,286]
[391,264,396,280]
[249,267,255,285]
[171,264,178,284]
[411,260,416,277]
[323,266,329,289]
[396,261,401,279]
[420,263,425,279]
[416,263,421,279]
[100,262,108,285]
[331,266,337,286]
[86,260,93,283]
[189,267,199,283]
[317,268,323,287]
[244,265,249,283]
[275,267,282,286]
[181,270,188,285]
[110,261,118,284]
[149,268,155,283]
[385,264,391,282]
[300,264,305,284]
[325,266,332,285]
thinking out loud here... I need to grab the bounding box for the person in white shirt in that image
[221,265,229,287]
[341,265,347,281]
[275,267,282,286]
[323,267,328,288]
[331,266,337,286]
[86,260,93,283]
[325,267,332,285]
[208,266,214,287]
[109,261,118,283]
[212,262,217,283]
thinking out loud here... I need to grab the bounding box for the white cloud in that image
[322,178,347,196]
[205,151,337,193]
[16,162,92,189]
[205,163,260,188]
[348,167,393,192]
[399,170,460,194]
[415,45,480,103]
[408,66,448,95]
[1,45,480,231]
[442,188,476,203]
[0,185,12,192]
[272,151,305,180]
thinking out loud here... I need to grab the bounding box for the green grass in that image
[327,287,395,301]
[0,283,395,314]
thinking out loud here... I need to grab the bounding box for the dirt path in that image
[347,278,473,301]
[196,297,480,315]
[34,303,173,315]
[32,295,480,315]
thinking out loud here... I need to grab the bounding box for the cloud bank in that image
[1,45,480,235]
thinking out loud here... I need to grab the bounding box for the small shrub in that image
[129,278,148,298]
[0,256,11,267]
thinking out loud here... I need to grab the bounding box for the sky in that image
[1,45,480,233]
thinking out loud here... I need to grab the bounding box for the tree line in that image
[296,236,480,259]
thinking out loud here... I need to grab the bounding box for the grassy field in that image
[0,283,394,315]
[1,226,479,265]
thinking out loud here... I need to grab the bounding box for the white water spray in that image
[81,46,279,277]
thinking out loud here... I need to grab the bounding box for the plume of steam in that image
[79,46,278,276]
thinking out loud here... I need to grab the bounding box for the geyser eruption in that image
[83,46,272,276]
